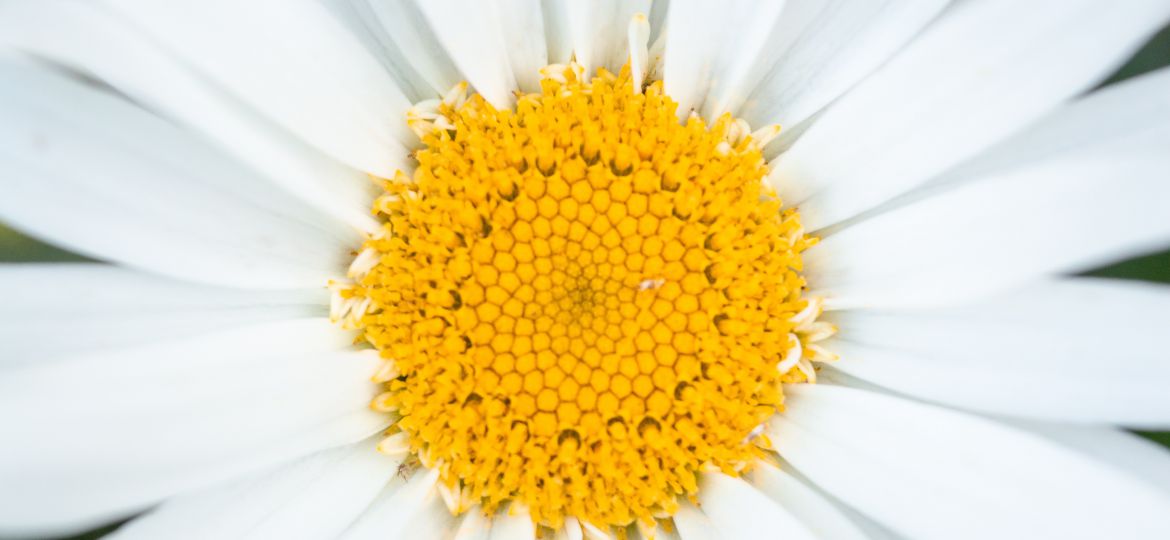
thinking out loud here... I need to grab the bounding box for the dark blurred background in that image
[2,21,1168,540]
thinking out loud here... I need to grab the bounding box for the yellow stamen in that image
[346,63,819,532]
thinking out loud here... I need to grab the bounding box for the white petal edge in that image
[340,468,457,540]
[104,0,414,177]
[0,263,325,364]
[929,65,1170,191]
[565,0,651,75]
[832,64,1170,239]
[827,278,1170,427]
[488,505,537,540]
[767,460,905,540]
[416,1,519,109]
[362,0,463,97]
[552,517,584,540]
[1008,421,1170,498]
[319,0,438,102]
[770,0,1170,230]
[669,502,718,540]
[454,510,492,540]
[805,67,1170,309]
[770,384,1170,538]
[495,0,551,94]
[662,0,789,121]
[0,60,354,289]
[746,461,868,539]
[695,472,816,539]
[109,438,400,540]
[0,0,382,234]
[739,0,949,133]
[0,319,387,537]
[542,0,574,65]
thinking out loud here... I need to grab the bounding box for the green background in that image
[3,23,1169,540]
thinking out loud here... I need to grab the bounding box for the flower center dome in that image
[339,63,819,532]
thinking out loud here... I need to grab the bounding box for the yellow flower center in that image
[341,64,818,532]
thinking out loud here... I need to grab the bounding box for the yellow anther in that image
[345,62,818,533]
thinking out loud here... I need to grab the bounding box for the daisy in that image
[2,0,1170,539]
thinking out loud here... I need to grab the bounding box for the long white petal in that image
[663,0,789,121]
[770,384,1170,538]
[109,439,399,540]
[696,472,816,539]
[1011,421,1170,498]
[417,1,519,109]
[105,0,414,177]
[0,61,353,289]
[0,264,324,364]
[318,1,396,71]
[747,462,868,539]
[931,66,1170,189]
[0,319,387,537]
[828,278,1170,427]
[364,0,462,97]
[540,0,573,65]
[770,0,1170,230]
[495,0,550,94]
[739,0,949,132]
[0,0,381,234]
[341,468,457,540]
[542,0,574,65]
[565,0,650,75]
[319,0,440,102]
[806,68,1170,308]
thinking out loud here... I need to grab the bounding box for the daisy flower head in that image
[2,1,1170,539]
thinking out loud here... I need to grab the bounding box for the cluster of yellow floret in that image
[345,64,816,532]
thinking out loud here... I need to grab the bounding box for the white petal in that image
[933,65,1170,188]
[110,438,399,540]
[542,0,574,65]
[417,1,519,109]
[488,505,536,540]
[0,61,353,289]
[695,472,816,539]
[565,0,651,75]
[739,0,949,132]
[1010,421,1170,497]
[646,523,682,540]
[0,264,325,364]
[318,1,397,71]
[770,384,1170,538]
[105,0,414,177]
[663,0,789,121]
[495,0,551,94]
[0,0,382,233]
[553,517,584,540]
[805,69,1170,308]
[628,13,652,91]
[771,0,1170,230]
[363,0,463,97]
[540,0,573,65]
[823,503,903,540]
[319,0,438,102]
[827,278,1170,427]
[0,319,387,537]
[669,502,718,540]
[454,511,492,540]
[341,468,457,540]
[747,462,868,540]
